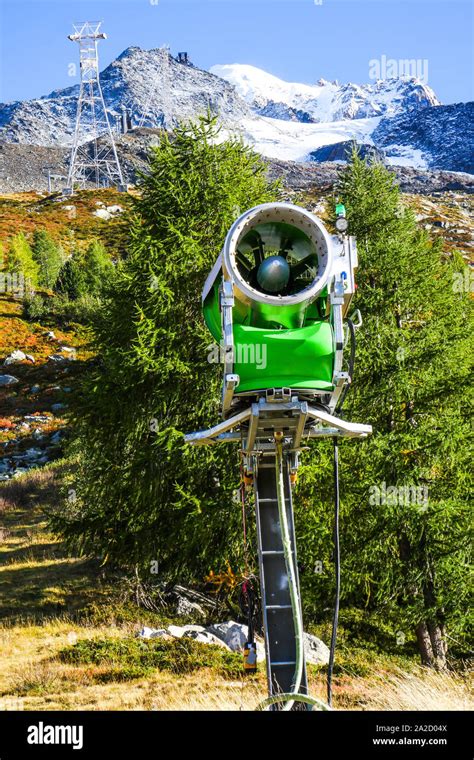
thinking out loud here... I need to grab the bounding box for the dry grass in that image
[0,464,472,713]
[0,618,471,711]
[359,667,473,712]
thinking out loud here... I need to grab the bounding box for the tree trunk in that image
[427,622,447,669]
[415,621,435,667]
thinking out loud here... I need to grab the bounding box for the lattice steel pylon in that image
[65,21,124,193]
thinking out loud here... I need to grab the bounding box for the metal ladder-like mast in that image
[254,448,308,703]
[186,392,372,708]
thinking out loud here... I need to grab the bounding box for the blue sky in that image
[0,0,472,105]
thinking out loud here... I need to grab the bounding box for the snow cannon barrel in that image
[202,202,358,407]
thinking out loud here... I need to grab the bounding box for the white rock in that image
[176,596,206,619]
[93,208,112,220]
[167,624,205,638]
[205,622,266,661]
[25,354,35,363]
[4,350,26,365]
[183,630,232,649]
[48,354,67,363]
[303,632,330,665]
[206,621,248,652]
[24,448,43,460]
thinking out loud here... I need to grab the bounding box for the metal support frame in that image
[185,396,371,705]
[220,280,239,415]
[184,396,372,450]
[66,21,124,192]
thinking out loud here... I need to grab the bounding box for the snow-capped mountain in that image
[210,64,440,122]
[0,47,253,147]
[0,46,471,175]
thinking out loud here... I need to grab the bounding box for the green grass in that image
[58,636,244,682]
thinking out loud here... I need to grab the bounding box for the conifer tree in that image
[54,257,86,300]
[297,153,472,665]
[82,240,113,294]
[6,232,39,287]
[31,229,64,290]
[54,115,280,580]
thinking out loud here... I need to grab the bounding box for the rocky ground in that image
[1,127,474,197]
[0,295,89,481]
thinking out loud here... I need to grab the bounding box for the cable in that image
[335,317,356,416]
[327,437,341,707]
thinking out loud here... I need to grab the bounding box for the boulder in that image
[176,595,207,620]
[183,630,232,649]
[167,624,205,638]
[206,621,248,652]
[92,208,112,220]
[168,584,213,622]
[206,621,266,662]
[3,350,26,365]
[48,354,67,363]
[51,403,67,413]
[303,632,330,665]
[0,375,19,386]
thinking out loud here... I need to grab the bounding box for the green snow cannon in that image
[202,202,359,415]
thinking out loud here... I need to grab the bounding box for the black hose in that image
[327,437,341,707]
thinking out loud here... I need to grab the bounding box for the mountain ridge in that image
[0,46,472,175]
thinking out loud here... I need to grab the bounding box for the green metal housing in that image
[203,279,335,393]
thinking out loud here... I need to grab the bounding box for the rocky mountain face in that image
[371,101,474,174]
[0,46,472,178]
[0,47,253,147]
[1,128,473,198]
[306,101,474,175]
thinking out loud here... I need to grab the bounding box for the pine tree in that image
[297,152,472,666]
[6,232,39,287]
[54,257,86,300]
[31,229,64,290]
[53,115,280,580]
[81,240,113,294]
